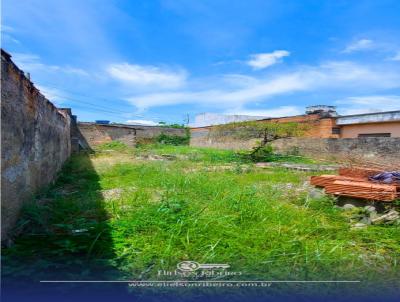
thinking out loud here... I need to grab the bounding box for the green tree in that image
[211,121,309,161]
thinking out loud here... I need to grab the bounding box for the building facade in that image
[335,111,400,138]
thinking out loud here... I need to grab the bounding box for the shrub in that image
[156,133,190,146]
[235,139,275,162]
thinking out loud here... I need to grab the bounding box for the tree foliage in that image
[210,121,310,161]
[211,121,307,142]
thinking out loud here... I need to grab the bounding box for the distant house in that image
[335,111,400,138]
[191,106,400,138]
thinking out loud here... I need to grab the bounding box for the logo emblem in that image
[177,261,201,272]
[177,261,230,272]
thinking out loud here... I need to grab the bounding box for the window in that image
[331,127,341,135]
[358,133,391,138]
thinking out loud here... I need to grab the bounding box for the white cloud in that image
[107,63,187,88]
[125,119,159,126]
[3,35,20,44]
[1,25,15,33]
[12,53,88,76]
[221,74,260,87]
[1,25,20,44]
[225,106,303,117]
[342,39,374,53]
[126,72,308,110]
[247,50,290,69]
[126,60,400,110]
[336,95,400,115]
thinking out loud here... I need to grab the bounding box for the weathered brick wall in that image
[135,126,186,141]
[77,123,137,147]
[190,114,338,149]
[257,114,338,138]
[190,127,258,150]
[190,127,400,166]
[77,122,187,148]
[1,50,72,239]
[271,137,400,167]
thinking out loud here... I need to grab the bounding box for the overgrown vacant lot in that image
[3,143,400,295]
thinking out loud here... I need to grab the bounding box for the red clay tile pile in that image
[338,167,383,179]
[310,167,400,202]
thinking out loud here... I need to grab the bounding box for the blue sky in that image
[2,0,400,125]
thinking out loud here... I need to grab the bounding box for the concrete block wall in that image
[1,50,72,239]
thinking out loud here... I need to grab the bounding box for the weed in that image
[156,133,190,145]
[96,141,128,151]
[2,145,400,296]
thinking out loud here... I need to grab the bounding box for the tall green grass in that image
[2,145,400,296]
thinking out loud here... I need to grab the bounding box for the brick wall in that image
[77,123,137,147]
[190,114,338,149]
[190,126,400,167]
[190,127,257,149]
[77,122,187,148]
[190,113,338,143]
[257,114,338,138]
[271,137,400,167]
[1,50,72,239]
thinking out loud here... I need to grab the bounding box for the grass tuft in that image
[2,145,399,296]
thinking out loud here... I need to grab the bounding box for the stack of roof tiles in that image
[310,167,400,202]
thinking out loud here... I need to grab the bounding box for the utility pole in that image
[184,113,190,126]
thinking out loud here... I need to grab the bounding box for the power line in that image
[36,82,129,106]
[69,101,167,121]
[55,95,134,115]
[33,81,180,123]
[33,81,145,116]
[38,88,134,115]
